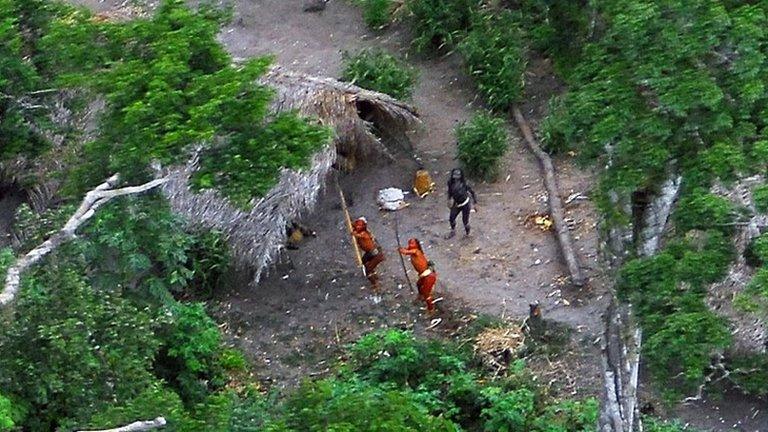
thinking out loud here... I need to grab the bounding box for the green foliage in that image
[353,0,395,29]
[11,203,75,253]
[17,0,331,207]
[530,398,599,432]
[519,0,590,77]
[0,196,244,430]
[341,330,598,431]
[406,0,477,53]
[283,378,458,431]
[455,112,508,181]
[674,190,735,234]
[726,354,768,396]
[86,383,186,430]
[349,328,466,387]
[540,0,768,228]
[0,248,13,286]
[156,303,227,405]
[480,387,535,431]
[699,141,746,182]
[341,49,417,100]
[0,0,57,162]
[459,10,526,110]
[735,266,768,316]
[753,184,768,213]
[183,229,230,299]
[191,109,332,208]
[645,312,731,394]
[644,417,696,432]
[0,266,160,430]
[618,229,734,396]
[0,394,14,430]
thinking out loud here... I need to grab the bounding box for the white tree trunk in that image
[638,175,681,257]
[599,301,643,432]
[1,174,167,307]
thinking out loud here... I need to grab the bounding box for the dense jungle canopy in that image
[1,0,767,431]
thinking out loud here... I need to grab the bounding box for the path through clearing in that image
[213,0,608,394]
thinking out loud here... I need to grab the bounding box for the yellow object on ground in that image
[413,169,436,198]
[534,215,553,231]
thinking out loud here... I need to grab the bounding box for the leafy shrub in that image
[644,311,731,395]
[349,329,467,387]
[0,267,160,430]
[220,348,248,371]
[86,383,186,430]
[699,141,746,182]
[644,417,696,432]
[0,248,13,286]
[618,229,735,397]
[459,10,526,110]
[480,387,535,431]
[520,0,590,76]
[42,0,330,206]
[674,190,735,233]
[753,184,768,213]
[455,112,509,181]
[734,267,768,316]
[0,394,14,430]
[750,140,768,167]
[530,398,599,432]
[283,378,457,431]
[406,0,477,52]
[184,229,230,299]
[156,303,227,405]
[726,354,768,396]
[745,233,768,267]
[353,0,394,29]
[191,111,332,209]
[341,49,417,100]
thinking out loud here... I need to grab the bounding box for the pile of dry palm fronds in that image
[474,324,526,374]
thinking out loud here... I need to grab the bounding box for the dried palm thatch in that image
[262,65,420,168]
[474,324,526,374]
[161,65,420,285]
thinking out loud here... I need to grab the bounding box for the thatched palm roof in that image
[160,66,420,284]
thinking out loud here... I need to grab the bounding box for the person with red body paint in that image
[352,217,385,292]
[398,238,437,314]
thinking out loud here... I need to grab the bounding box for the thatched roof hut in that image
[160,65,420,284]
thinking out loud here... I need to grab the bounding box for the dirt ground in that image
[205,0,610,392]
[40,0,768,430]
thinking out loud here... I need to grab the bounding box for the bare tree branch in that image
[0,174,167,307]
[77,417,166,432]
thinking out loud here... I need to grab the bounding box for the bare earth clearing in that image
[55,0,768,430]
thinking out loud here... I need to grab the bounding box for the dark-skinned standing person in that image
[445,168,477,239]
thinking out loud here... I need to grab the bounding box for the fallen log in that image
[1,174,167,307]
[511,106,586,286]
[77,417,166,432]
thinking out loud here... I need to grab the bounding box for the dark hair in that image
[409,238,423,251]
